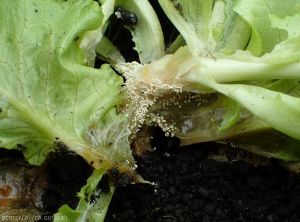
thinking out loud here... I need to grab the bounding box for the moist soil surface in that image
[105,132,300,222]
[1,132,300,222]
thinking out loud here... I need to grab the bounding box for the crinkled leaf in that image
[80,0,116,66]
[261,13,300,64]
[233,0,300,56]
[0,0,134,169]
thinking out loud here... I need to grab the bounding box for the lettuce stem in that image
[200,58,300,82]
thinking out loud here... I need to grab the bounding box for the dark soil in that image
[41,149,93,213]
[105,131,300,222]
[1,132,300,222]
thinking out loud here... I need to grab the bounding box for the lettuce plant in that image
[1,0,300,221]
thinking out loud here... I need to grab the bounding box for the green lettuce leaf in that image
[54,167,114,222]
[158,0,214,56]
[158,0,251,56]
[0,0,134,169]
[233,0,300,56]
[209,0,252,53]
[80,0,116,66]
[115,0,165,64]
[96,36,125,65]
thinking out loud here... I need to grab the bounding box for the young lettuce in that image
[2,0,300,221]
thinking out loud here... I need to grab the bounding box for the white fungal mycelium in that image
[116,62,183,137]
